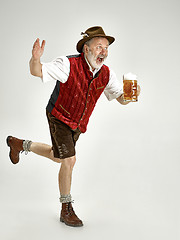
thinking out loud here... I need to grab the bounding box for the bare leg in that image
[59,156,76,195]
[29,142,75,195]
[30,142,62,163]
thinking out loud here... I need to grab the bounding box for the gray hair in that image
[82,38,94,53]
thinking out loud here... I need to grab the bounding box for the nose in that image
[101,48,107,55]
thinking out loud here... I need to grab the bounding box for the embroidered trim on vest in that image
[97,86,104,90]
[59,104,70,115]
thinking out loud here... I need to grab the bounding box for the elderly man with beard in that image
[6,26,140,227]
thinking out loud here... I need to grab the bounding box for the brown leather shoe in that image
[6,136,24,164]
[60,202,83,227]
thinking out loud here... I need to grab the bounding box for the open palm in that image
[32,38,45,60]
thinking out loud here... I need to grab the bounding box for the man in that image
[6,26,140,227]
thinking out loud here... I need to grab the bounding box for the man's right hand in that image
[29,38,46,77]
[32,38,46,60]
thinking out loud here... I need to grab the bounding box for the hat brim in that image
[76,34,115,53]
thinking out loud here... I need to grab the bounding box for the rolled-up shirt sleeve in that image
[41,56,70,83]
[104,69,123,101]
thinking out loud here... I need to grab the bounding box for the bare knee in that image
[49,149,62,163]
[61,156,76,171]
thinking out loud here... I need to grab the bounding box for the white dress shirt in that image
[42,56,123,101]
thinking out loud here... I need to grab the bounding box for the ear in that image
[84,44,89,54]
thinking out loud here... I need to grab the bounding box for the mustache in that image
[96,54,107,60]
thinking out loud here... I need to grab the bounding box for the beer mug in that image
[123,73,138,102]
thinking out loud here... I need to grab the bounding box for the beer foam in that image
[123,72,137,80]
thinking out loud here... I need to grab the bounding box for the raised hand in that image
[29,38,45,77]
[32,38,46,60]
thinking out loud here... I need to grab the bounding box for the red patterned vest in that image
[46,53,110,133]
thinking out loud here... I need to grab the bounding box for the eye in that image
[96,46,108,51]
[97,46,102,50]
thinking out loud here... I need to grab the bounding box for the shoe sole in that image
[60,217,83,227]
[6,136,12,147]
[6,136,18,164]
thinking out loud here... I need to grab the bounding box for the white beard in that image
[87,49,107,69]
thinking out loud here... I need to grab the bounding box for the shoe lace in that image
[68,202,76,216]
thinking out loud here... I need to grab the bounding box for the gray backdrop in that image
[1,0,180,239]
